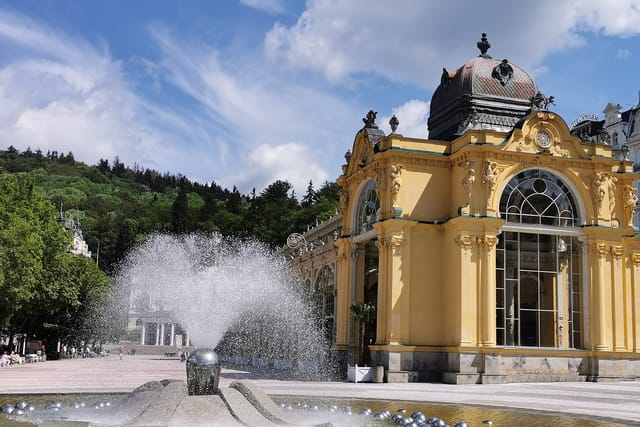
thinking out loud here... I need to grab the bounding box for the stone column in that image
[160,323,166,346]
[170,324,175,346]
[334,238,353,347]
[141,324,146,345]
[155,322,160,346]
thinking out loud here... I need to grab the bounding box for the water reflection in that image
[278,397,631,427]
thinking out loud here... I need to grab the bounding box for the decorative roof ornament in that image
[389,115,399,133]
[492,59,514,86]
[362,110,378,129]
[477,32,491,59]
[530,91,555,110]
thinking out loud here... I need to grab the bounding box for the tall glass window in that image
[497,170,583,348]
[314,266,336,344]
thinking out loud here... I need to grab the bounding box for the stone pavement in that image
[1,355,639,425]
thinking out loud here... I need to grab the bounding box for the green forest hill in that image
[0,146,338,351]
[0,146,339,275]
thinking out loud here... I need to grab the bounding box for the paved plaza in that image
[0,355,639,425]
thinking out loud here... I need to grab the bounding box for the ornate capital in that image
[480,235,498,249]
[611,245,624,260]
[455,235,477,251]
[378,236,404,254]
[632,252,640,266]
[591,243,609,259]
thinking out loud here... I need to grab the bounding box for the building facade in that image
[289,35,640,383]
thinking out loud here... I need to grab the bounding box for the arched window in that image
[314,266,336,344]
[500,170,579,227]
[496,170,583,349]
[354,180,379,235]
[612,132,619,145]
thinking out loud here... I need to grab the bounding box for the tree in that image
[247,180,299,246]
[301,180,318,208]
[172,187,190,233]
[0,174,113,350]
[350,301,375,365]
[0,174,70,345]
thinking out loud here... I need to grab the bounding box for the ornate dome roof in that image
[428,33,539,141]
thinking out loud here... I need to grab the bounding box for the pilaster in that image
[334,238,352,347]
[373,219,417,345]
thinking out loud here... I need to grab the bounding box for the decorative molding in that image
[338,190,349,216]
[455,235,498,252]
[459,160,475,204]
[374,166,386,191]
[591,243,609,259]
[631,253,640,266]
[455,235,477,251]
[482,159,499,194]
[611,245,624,260]
[591,172,608,218]
[480,236,498,250]
[377,236,404,255]
[492,59,513,86]
[608,175,618,220]
[624,185,638,227]
[390,163,404,206]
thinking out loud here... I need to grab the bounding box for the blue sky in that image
[1,0,640,196]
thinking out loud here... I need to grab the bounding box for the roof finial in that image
[477,32,491,59]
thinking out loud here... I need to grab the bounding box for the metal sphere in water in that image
[45,402,62,411]
[454,422,469,427]
[1,404,14,414]
[15,401,28,410]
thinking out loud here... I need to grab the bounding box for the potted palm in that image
[347,301,376,382]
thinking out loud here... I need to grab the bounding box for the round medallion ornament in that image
[536,130,552,149]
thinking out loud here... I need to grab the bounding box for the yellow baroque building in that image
[290,35,640,383]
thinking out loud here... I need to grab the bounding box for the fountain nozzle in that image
[186,348,221,395]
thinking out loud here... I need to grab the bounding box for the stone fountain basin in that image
[35,380,331,427]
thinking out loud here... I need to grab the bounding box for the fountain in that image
[122,233,333,375]
[2,232,343,426]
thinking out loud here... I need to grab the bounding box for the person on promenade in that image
[1,351,10,367]
[10,351,23,365]
[119,346,125,360]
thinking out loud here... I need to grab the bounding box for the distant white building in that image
[67,218,92,257]
[570,100,640,225]
[59,206,92,258]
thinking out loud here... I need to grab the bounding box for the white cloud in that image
[265,0,640,89]
[0,10,195,175]
[617,48,632,58]
[239,0,285,15]
[223,142,328,197]
[380,100,429,139]
[147,25,357,195]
